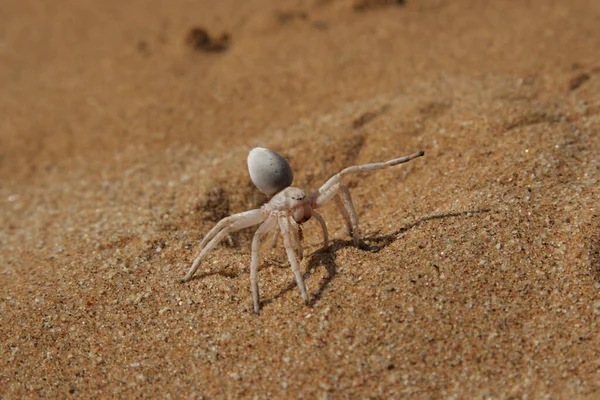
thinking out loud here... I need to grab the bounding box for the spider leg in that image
[312,183,359,246]
[268,228,279,248]
[339,184,359,246]
[250,216,278,314]
[309,151,424,246]
[182,209,265,282]
[198,209,262,250]
[316,150,424,195]
[289,218,304,260]
[334,194,352,235]
[310,209,329,248]
[279,216,309,305]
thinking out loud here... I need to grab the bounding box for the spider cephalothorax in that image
[268,187,311,223]
[182,147,424,313]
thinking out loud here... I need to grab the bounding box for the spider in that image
[182,147,424,313]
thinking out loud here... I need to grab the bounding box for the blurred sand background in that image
[1,0,600,398]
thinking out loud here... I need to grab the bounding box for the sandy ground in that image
[1,0,600,398]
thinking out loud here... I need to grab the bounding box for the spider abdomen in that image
[247,147,294,196]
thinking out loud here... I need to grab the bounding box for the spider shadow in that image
[263,208,490,309]
[184,268,241,281]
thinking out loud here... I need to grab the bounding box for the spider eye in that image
[247,147,294,196]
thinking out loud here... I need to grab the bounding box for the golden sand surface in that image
[1,0,600,398]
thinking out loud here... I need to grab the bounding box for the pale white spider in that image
[182,147,424,313]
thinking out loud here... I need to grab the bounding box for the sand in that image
[1,0,600,398]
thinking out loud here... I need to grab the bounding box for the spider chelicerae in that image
[182,147,424,313]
